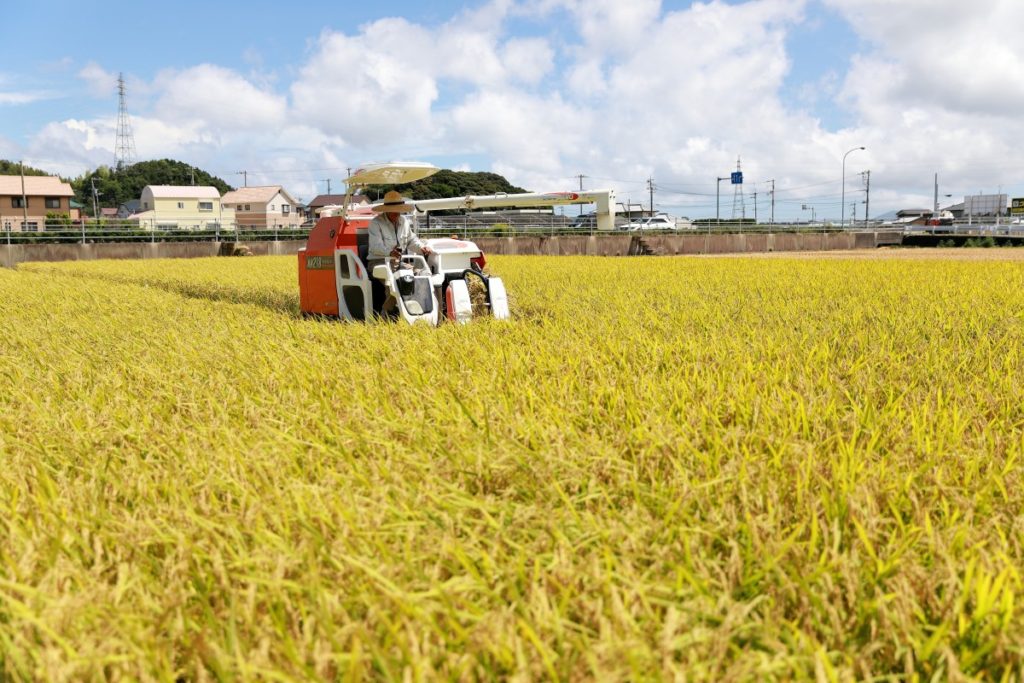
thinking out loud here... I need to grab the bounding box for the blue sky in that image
[3,0,1023,220]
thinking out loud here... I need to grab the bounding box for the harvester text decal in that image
[306,255,334,270]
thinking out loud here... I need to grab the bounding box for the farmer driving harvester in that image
[297,160,614,325]
[367,190,433,315]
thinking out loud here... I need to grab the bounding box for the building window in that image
[143,201,149,209]
[270,204,276,211]
[23,222,38,232]
[3,221,11,232]
[244,204,250,211]
[45,197,62,209]
[177,201,185,209]
[198,201,213,212]
[282,204,290,215]
[157,223,177,231]
[11,197,25,208]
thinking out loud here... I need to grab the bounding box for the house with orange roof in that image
[221,186,302,231]
[0,175,75,232]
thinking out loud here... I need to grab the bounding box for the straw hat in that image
[372,190,414,213]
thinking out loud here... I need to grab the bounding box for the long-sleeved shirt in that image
[367,213,425,261]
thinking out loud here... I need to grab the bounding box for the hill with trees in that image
[70,160,234,214]
[0,160,57,177]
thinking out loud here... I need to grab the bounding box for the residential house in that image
[129,186,234,231]
[894,208,932,225]
[117,199,141,219]
[0,175,75,232]
[307,193,370,219]
[221,186,302,231]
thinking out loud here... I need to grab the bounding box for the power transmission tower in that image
[114,73,137,170]
[731,156,745,220]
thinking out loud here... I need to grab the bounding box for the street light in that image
[841,146,865,229]
[716,176,729,226]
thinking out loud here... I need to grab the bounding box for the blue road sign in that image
[731,172,743,184]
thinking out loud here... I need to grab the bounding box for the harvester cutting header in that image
[297,162,615,325]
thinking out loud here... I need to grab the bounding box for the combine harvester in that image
[298,162,615,325]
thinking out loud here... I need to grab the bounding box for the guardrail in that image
[1,218,900,244]
[902,223,1024,237]
[1,221,311,245]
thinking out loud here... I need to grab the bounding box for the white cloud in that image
[290,20,440,147]
[500,38,554,85]
[523,0,661,51]
[0,91,54,105]
[152,64,287,131]
[827,0,1024,114]
[449,89,592,173]
[78,62,118,98]
[26,119,113,176]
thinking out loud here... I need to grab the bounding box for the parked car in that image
[626,215,677,231]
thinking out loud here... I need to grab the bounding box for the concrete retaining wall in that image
[1,232,905,268]
[0,240,307,268]
[475,231,899,257]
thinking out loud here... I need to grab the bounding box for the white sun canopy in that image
[345,162,441,186]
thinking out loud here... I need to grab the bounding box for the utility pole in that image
[190,167,195,186]
[90,177,99,221]
[322,179,332,194]
[646,177,655,215]
[768,179,775,226]
[752,190,758,224]
[575,174,586,215]
[237,170,248,187]
[20,161,28,227]
[861,170,871,229]
[852,202,857,224]
[997,185,1002,227]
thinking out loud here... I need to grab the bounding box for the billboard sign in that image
[1012,197,1024,215]
[965,194,1007,217]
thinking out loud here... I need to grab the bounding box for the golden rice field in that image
[3,251,1024,681]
